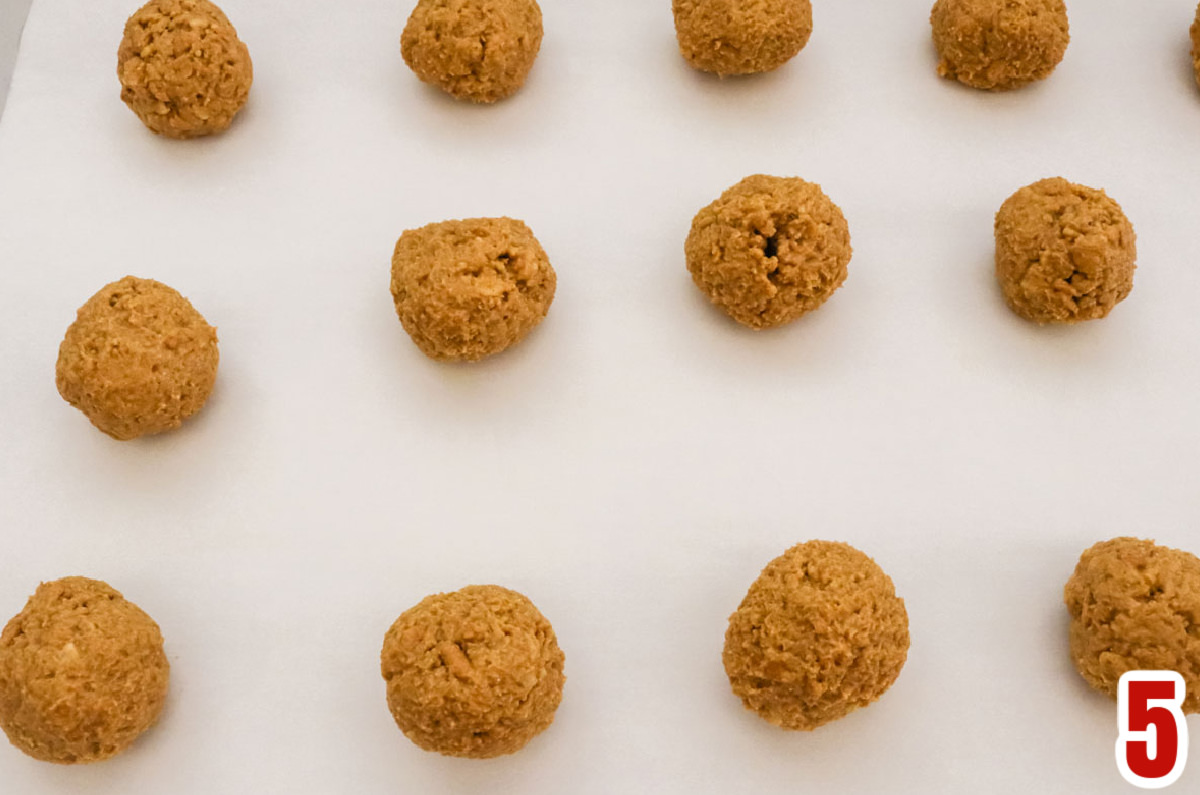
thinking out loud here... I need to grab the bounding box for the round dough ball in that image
[686,174,851,329]
[401,0,543,103]
[1190,3,1200,89]
[1064,538,1200,714]
[672,0,813,76]
[380,585,565,758]
[117,0,253,139]
[0,577,169,764]
[390,217,556,361]
[930,0,1069,91]
[723,541,910,730]
[56,276,220,441]
[994,177,1136,324]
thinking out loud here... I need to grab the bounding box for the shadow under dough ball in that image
[1064,538,1200,714]
[0,577,169,764]
[118,0,253,138]
[724,541,910,730]
[390,217,556,362]
[380,585,565,758]
[686,174,851,329]
[931,0,1069,90]
[401,0,543,103]
[56,276,220,441]
[672,0,813,76]
[994,177,1136,324]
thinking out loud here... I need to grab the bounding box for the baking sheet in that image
[1,0,1198,792]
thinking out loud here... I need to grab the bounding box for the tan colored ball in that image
[1064,538,1200,713]
[686,174,851,329]
[931,0,1069,91]
[117,0,253,138]
[56,276,220,441]
[0,577,169,764]
[401,0,543,103]
[390,217,556,361]
[672,0,813,76]
[380,585,565,758]
[994,177,1136,324]
[723,541,910,730]
[1190,3,1200,89]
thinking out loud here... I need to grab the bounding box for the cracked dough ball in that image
[1191,4,1200,89]
[672,0,813,76]
[117,0,253,139]
[724,541,910,730]
[994,177,1136,324]
[56,276,219,441]
[931,0,1069,91]
[1064,538,1200,714]
[686,174,851,329]
[390,217,556,361]
[0,577,169,764]
[401,0,543,103]
[380,585,565,758]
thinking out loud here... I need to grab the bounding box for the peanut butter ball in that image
[723,541,910,730]
[0,577,169,764]
[390,217,556,361]
[56,276,220,441]
[1064,538,1200,713]
[994,177,1136,324]
[380,585,565,758]
[672,0,813,76]
[401,0,543,103]
[117,0,253,138]
[686,175,851,329]
[931,0,1069,91]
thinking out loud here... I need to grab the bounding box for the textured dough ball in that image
[930,0,1069,91]
[56,276,220,441]
[686,174,851,329]
[380,585,565,758]
[1064,538,1200,713]
[117,0,253,138]
[724,541,910,730]
[401,0,543,103]
[1191,3,1200,89]
[994,177,1136,324]
[0,577,169,764]
[672,0,813,76]
[390,217,556,361]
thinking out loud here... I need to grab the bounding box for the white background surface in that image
[0,0,1198,792]
[0,0,34,117]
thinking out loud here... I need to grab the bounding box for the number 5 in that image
[1116,671,1189,789]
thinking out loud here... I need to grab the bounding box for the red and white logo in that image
[1116,671,1189,789]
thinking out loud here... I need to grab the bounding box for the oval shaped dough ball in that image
[723,541,910,730]
[401,0,543,103]
[994,177,1136,324]
[1191,3,1200,89]
[686,175,851,329]
[56,276,219,441]
[1064,538,1200,713]
[930,0,1069,91]
[0,577,169,764]
[117,0,253,138]
[390,217,556,361]
[380,585,565,758]
[672,0,812,76]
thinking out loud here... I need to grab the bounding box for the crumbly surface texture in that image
[723,541,910,731]
[117,0,253,138]
[686,174,851,330]
[1064,538,1200,714]
[930,0,1069,91]
[380,585,565,758]
[401,0,543,103]
[994,177,1136,324]
[1191,3,1200,89]
[390,217,556,361]
[56,276,219,441]
[0,577,169,764]
[672,0,813,76]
